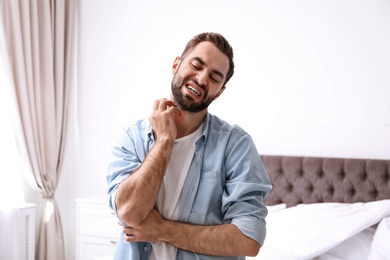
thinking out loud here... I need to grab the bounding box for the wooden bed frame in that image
[260,155,390,207]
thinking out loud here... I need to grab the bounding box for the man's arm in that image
[116,99,179,226]
[122,208,261,257]
[161,219,260,256]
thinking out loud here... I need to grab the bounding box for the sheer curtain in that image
[0,0,77,259]
[0,25,24,207]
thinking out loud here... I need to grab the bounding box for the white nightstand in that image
[75,197,120,260]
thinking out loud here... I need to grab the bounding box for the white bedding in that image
[248,200,390,260]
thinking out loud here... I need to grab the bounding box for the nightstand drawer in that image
[78,203,119,237]
[76,197,121,260]
[78,235,117,259]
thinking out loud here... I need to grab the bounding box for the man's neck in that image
[173,109,207,139]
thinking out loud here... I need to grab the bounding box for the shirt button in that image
[144,246,148,251]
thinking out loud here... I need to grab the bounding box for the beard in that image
[171,74,215,113]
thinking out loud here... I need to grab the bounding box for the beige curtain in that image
[0,0,77,259]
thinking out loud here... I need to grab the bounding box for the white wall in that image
[56,0,390,259]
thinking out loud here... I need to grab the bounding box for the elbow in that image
[115,190,144,226]
[117,206,131,225]
[246,240,261,257]
[117,205,144,227]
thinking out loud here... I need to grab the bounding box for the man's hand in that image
[149,98,180,142]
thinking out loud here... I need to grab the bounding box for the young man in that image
[106,32,272,259]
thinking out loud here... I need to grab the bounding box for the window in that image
[0,49,25,208]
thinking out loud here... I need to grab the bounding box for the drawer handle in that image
[110,240,117,245]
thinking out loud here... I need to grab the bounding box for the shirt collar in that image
[200,112,210,145]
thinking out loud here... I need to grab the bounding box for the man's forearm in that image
[160,220,260,257]
[116,138,173,226]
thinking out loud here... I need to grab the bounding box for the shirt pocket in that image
[190,170,224,224]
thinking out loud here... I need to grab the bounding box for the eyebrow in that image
[191,57,225,80]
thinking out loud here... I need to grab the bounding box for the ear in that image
[172,56,181,74]
[214,86,226,100]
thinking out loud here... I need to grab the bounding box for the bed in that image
[248,155,390,260]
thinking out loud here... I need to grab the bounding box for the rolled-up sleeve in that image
[222,129,272,246]
[106,126,144,213]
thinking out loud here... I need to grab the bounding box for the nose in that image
[196,70,208,87]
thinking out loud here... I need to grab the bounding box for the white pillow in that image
[255,200,390,260]
[315,226,375,260]
[368,216,390,259]
[266,203,287,213]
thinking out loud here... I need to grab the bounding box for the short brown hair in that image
[180,32,234,86]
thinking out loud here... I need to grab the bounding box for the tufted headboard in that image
[261,155,390,208]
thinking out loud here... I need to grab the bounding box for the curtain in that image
[0,0,77,259]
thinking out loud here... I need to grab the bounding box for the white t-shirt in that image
[149,123,203,260]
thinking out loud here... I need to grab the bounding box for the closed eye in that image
[210,75,219,83]
[191,63,201,70]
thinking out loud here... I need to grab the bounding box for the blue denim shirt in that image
[106,113,272,260]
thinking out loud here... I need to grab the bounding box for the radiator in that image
[0,204,36,260]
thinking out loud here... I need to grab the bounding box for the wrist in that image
[154,135,174,150]
[158,218,176,244]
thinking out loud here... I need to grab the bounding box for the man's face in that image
[171,41,230,113]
